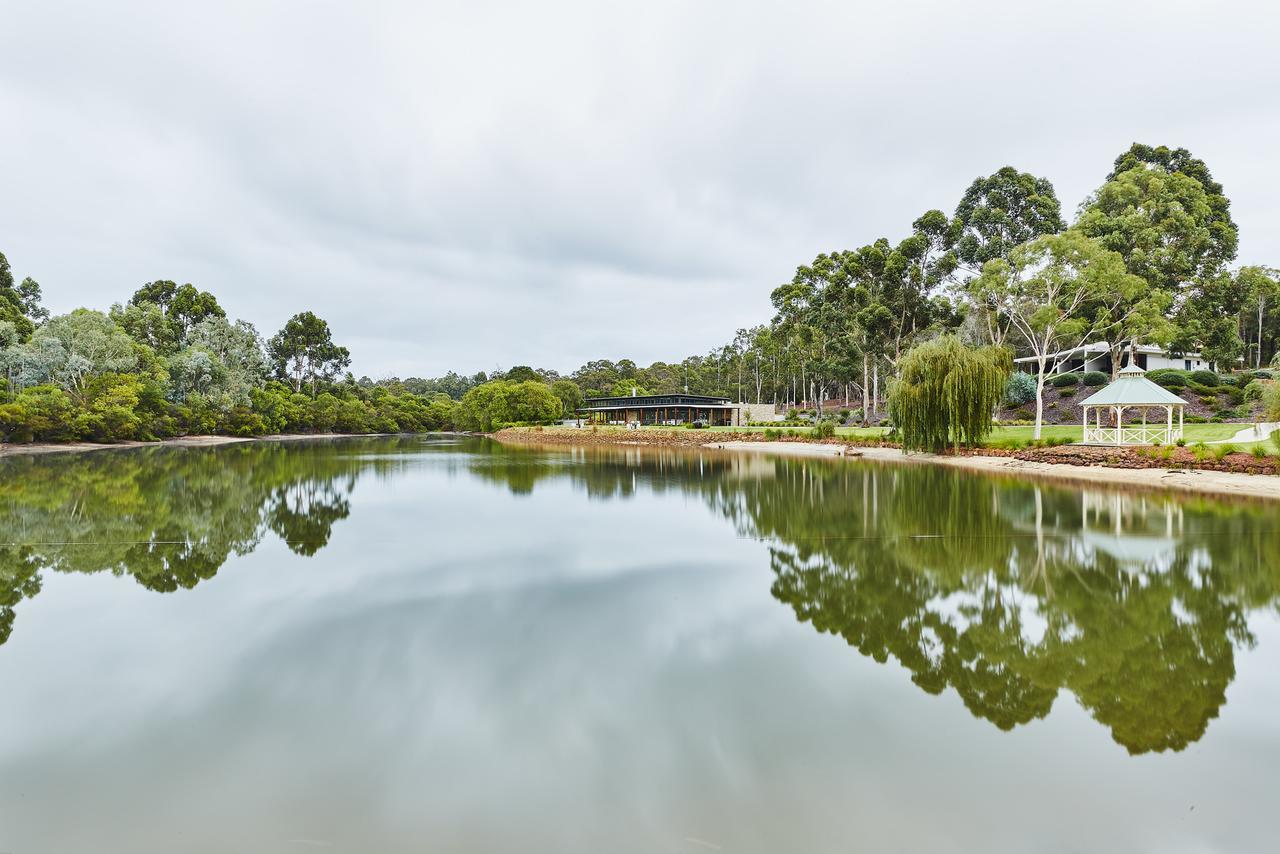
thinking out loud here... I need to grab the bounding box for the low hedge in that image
[1050,373,1080,388]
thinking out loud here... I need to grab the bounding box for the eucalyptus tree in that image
[0,251,48,340]
[1237,266,1280,367]
[17,309,141,394]
[122,280,226,353]
[268,311,351,396]
[969,231,1148,438]
[1076,143,1238,374]
[951,167,1065,345]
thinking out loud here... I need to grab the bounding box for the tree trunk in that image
[861,354,870,426]
[1034,359,1046,441]
[872,361,879,418]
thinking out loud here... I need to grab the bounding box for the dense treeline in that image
[390,143,1279,439]
[0,264,480,441]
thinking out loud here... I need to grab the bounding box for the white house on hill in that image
[1014,343,1210,376]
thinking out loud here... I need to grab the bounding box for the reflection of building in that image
[576,393,776,426]
[1078,490,1182,568]
[1014,343,1210,375]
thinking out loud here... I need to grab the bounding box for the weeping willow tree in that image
[888,335,1011,453]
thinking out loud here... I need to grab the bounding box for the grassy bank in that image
[695,422,1264,448]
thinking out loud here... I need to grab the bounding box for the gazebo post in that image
[1082,406,1088,442]
[1166,405,1172,444]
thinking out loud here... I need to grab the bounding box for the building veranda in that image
[1079,364,1187,446]
[575,393,772,427]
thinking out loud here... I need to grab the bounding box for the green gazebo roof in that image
[1078,364,1187,407]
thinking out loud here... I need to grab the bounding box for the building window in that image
[1184,359,1192,370]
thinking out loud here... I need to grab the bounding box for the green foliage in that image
[1149,370,1188,389]
[1081,371,1108,387]
[455,380,562,431]
[609,379,651,396]
[1050,373,1080,388]
[1003,372,1036,406]
[549,379,583,417]
[1243,380,1268,402]
[888,336,1011,453]
[812,421,836,439]
[1189,369,1220,387]
[267,311,351,395]
[1262,383,1280,422]
[952,167,1064,272]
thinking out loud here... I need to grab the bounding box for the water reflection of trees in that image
[0,438,420,646]
[466,444,1280,754]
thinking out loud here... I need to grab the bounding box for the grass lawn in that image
[705,421,1263,447]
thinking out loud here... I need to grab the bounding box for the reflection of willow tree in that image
[462,442,1280,754]
[0,438,419,644]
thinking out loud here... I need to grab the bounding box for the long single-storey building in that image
[576,393,775,427]
[1014,343,1210,376]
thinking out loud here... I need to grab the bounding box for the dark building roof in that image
[579,393,731,410]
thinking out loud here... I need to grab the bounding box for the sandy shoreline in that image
[711,440,1280,501]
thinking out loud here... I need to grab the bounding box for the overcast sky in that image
[1,0,1278,379]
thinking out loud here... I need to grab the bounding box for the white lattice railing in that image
[1084,426,1182,445]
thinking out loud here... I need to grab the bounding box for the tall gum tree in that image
[950,167,1066,346]
[970,231,1149,439]
[1076,143,1238,376]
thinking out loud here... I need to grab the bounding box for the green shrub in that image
[1189,369,1220,387]
[1057,386,1077,398]
[1252,445,1268,458]
[1003,372,1037,406]
[1213,444,1237,460]
[1081,371,1108,387]
[812,421,836,439]
[1153,372,1188,389]
[763,428,782,441]
[1252,370,1273,380]
[1243,380,1267,402]
[1050,373,1080,388]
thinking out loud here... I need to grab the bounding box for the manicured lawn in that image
[707,421,1260,446]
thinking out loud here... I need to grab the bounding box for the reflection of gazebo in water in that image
[1080,363,1186,446]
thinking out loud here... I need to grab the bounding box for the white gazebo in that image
[1079,363,1187,446]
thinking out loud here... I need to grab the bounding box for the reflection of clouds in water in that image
[3,439,1280,852]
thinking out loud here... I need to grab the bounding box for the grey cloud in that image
[2,0,1278,377]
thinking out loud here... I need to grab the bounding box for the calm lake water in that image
[1,436,1278,853]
